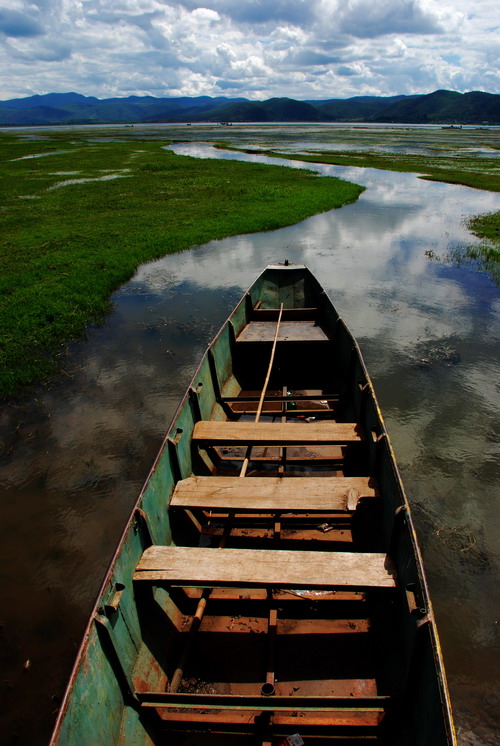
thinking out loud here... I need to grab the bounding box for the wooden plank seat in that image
[192,421,364,446]
[133,546,397,589]
[251,307,318,321]
[170,476,379,512]
[237,320,330,343]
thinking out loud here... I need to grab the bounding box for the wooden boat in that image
[51,263,456,745]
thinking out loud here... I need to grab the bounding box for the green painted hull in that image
[51,264,456,745]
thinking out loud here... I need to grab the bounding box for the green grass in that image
[465,212,500,283]
[468,211,500,241]
[0,134,364,397]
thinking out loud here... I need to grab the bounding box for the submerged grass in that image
[0,134,364,396]
[466,212,500,283]
[468,211,500,242]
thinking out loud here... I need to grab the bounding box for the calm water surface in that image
[1,141,499,745]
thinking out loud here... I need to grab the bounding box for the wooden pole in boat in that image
[168,304,285,693]
[239,303,284,478]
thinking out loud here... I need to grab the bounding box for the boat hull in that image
[51,264,456,745]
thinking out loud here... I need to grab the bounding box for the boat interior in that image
[53,267,454,746]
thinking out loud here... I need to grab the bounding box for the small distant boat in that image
[51,264,456,745]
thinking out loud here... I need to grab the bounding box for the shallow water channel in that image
[1,141,500,745]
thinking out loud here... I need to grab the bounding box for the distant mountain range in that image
[1,89,499,126]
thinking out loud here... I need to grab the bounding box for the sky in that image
[0,0,499,101]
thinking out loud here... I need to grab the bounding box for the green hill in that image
[1,90,499,125]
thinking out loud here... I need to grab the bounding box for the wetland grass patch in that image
[466,212,500,282]
[0,134,363,396]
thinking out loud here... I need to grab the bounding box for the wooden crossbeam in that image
[133,546,397,589]
[198,616,370,635]
[156,708,385,727]
[171,476,379,512]
[182,588,366,602]
[216,452,344,464]
[221,394,338,403]
[192,421,363,446]
[137,691,391,710]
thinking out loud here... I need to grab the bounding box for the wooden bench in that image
[237,320,330,343]
[170,476,379,512]
[192,421,364,446]
[133,546,397,589]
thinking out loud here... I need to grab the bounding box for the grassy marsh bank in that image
[0,134,363,396]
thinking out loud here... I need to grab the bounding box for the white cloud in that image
[0,0,498,100]
[190,7,219,22]
[337,63,367,77]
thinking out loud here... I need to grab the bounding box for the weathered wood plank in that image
[134,547,397,589]
[156,708,384,727]
[237,320,329,343]
[251,308,318,321]
[199,616,370,635]
[201,526,353,543]
[222,392,338,402]
[182,588,366,602]
[193,421,363,445]
[137,691,390,709]
[171,476,378,511]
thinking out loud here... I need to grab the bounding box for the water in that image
[47,172,132,190]
[1,140,499,745]
[10,150,72,160]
